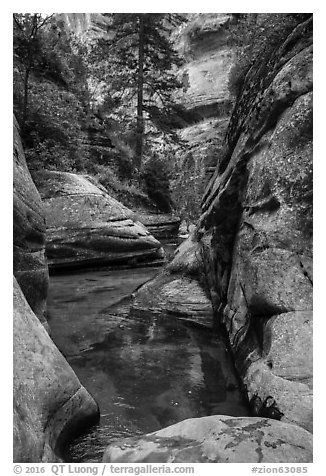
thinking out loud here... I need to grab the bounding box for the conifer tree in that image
[94,13,185,169]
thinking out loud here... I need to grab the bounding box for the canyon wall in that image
[133,15,313,434]
[13,116,49,325]
[198,16,313,431]
[13,118,100,462]
[174,14,235,182]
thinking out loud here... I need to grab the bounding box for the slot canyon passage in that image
[13,13,313,464]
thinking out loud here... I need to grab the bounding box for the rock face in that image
[197,18,313,431]
[13,117,49,324]
[13,276,99,462]
[175,14,234,119]
[172,14,236,194]
[31,170,164,270]
[103,415,312,463]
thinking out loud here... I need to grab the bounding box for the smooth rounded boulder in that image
[31,170,164,270]
[103,415,312,463]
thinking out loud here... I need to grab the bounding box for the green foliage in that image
[13,13,91,171]
[89,163,151,209]
[171,152,205,225]
[142,155,174,212]
[90,13,186,169]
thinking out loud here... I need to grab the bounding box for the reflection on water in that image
[47,267,249,463]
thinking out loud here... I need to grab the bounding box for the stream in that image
[47,254,250,462]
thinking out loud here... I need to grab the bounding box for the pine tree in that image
[94,13,185,170]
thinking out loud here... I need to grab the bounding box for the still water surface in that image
[47,266,249,462]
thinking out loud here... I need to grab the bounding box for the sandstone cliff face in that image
[31,170,164,270]
[175,14,234,117]
[59,13,111,40]
[174,14,235,183]
[198,17,313,431]
[13,117,49,324]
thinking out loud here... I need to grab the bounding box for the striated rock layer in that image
[103,415,312,463]
[13,277,99,462]
[174,14,234,118]
[172,14,236,192]
[31,170,164,271]
[13,117,49,324]
[197,17,313,431]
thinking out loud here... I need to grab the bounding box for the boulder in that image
[134,212,181,240]
[132,273,213,329]
[103,415,312,463]
[132,233,212,328]
[13,117,49,324]
[198,18,313,431]
[13,277,99,462]
[167,233,203,276]
[31,170,164,270]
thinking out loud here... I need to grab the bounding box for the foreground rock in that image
[197,17,313,431]
[13,277,99,462]
[132,234,213,328]
[103,415,312,463]
[132,273,213,328]
[13,117,48,324]
[31,170,164,270]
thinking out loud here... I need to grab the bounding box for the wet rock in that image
[13,277,99,462]
[132,233,212,327]
[167,233,203,276]
[198,18,313,431]
[13,116,49,324]
[102,415,312,463]
[31,170,164,270]
[132,273,213,328]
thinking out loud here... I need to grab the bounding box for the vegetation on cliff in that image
[13,14,91,171]
[13,13,187,213]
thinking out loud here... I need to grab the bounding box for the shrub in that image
[142,156,173,212]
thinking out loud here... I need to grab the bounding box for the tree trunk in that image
[135,14,145,170]
[21,65,31,137]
